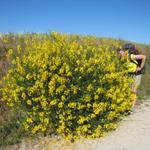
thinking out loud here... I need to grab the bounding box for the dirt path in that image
[75,99,150,150]
[2,99,150,150]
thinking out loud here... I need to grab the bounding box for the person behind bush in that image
[117,44,146,107]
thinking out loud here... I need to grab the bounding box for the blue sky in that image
[0,0,150,44]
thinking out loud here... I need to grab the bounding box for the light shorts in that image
[133,74,142,90]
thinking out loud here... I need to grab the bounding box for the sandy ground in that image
[2,99,150,150]
[76,99,150,150]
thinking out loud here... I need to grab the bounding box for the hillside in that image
[0,33,150,149]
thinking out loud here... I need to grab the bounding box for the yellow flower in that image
[57,102,63,108]
[68,102,77,109]
[21,93,26,100]
[27,100,32,105]
[77,116,88,124]
[8,49,13,56]
[44,118,49,124]
[31,125,40,134]
[87,103,91,108]
[23,122,29,130]
[26,117,33,123]
[17,45,22,53]
[94,95,99,100]
[39,112,44,117]
[41,100,48,108]
[50,99,57,106]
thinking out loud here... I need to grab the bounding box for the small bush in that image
[0,109,27,147]
[0,32,134,140]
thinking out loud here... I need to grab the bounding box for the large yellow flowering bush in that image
[0,32,134,139]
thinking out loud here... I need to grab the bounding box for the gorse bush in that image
[0,32,134,140]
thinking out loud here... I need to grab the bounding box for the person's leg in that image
[132,74,142,107]
[135,74,142,89]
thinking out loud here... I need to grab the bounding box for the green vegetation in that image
[0,109,27,147]
[137,44,150,98]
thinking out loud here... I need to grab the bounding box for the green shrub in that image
[0,32,134,140]
[0,109,27,147]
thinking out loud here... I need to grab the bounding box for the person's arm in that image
[132,54,146,71]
